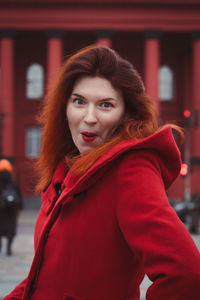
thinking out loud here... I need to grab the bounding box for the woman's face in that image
[66,76,125,154]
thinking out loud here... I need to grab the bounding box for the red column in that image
[144,30,162,113]
[191,32,200,157]
[185,32,200,196]
[95,30,113,48]
[46,30,64,89]
[0,30,15,158]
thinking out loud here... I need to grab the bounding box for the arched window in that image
[159,65,174,101]
[26,63,44,99]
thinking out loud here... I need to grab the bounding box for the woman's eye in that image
[74,98,85,105]
[101,102,113,108]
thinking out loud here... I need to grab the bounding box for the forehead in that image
[72,76,123,99]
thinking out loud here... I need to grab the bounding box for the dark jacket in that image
[0,170,23,237]
[4,126,200,300]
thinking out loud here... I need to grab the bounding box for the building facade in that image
[0,0,200,200]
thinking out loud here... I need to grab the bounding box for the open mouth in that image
[82,132,97,143]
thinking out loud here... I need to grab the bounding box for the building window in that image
[159,65,174,101]
[26,63,44,99]
[26,127,41,158]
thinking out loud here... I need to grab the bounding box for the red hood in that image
[52,125,181,195]
[92,125,181,189]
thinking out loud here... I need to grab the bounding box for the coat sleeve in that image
[3,278,27,300]
[116,150,200,300]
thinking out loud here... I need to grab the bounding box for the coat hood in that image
[51,126,181,199]
[93,125,181,189]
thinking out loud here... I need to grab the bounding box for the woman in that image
[4,45,200,300]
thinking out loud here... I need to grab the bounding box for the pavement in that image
[0,210,199,300]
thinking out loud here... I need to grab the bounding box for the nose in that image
[83,105,97,124]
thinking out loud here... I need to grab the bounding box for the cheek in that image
[66,105,73,122]
[66,107,80,128]
[101,114,123,134]
[105,110,124,127]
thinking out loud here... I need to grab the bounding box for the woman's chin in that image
[79,144,97,154]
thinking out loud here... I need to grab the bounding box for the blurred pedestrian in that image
[0,159,23,255]
[4,45,200,299]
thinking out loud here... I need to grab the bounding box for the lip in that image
[81,131,97,143]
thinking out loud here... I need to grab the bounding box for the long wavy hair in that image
[36,44,176,191]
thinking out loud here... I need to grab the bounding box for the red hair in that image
[36,44,179,191]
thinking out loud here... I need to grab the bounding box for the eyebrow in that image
[72,93,85,99]
[72,93,117,102]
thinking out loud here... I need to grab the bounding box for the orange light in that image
[184,109,191,118]
[180,163,188,176]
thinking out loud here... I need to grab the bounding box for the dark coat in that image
[4,126,200,300]
[0,171,23,237]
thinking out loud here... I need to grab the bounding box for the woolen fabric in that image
[4,126,200,300]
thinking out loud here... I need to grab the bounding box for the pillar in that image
[46,29,64,89]
[191,32,200,168]
[0,29,15,158]
[144,30,162,112]
[95,30,113,48]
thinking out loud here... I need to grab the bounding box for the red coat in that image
[4,126,200,300]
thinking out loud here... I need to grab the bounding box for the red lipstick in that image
[82,132,97,143]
